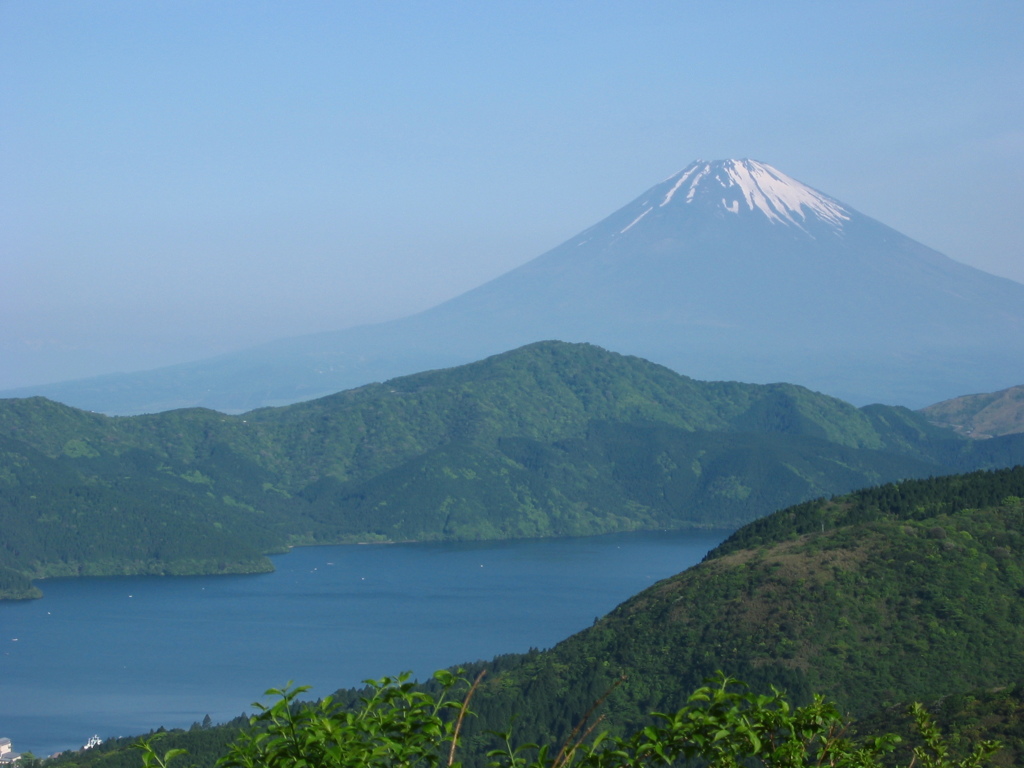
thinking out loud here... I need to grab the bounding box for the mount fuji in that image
[9,159,1024,414]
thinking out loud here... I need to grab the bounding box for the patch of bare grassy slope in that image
[921,384,1024,439]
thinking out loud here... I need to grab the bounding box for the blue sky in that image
[2,1,1022,390]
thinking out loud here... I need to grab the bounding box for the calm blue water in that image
[0,530,727,756]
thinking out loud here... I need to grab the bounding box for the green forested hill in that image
[443,467,1024,756]
[2,341,1023,598]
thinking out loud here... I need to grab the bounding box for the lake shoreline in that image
[6,525,735,602]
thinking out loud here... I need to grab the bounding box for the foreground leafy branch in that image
[135,672,1000,768]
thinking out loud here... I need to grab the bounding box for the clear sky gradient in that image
[2,1,1022,390]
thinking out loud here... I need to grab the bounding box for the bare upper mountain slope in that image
[921,384,1024,438]
[8,159,1024,414]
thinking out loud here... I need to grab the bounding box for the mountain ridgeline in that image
[9,159,1024,414]
[2,341,1024,599]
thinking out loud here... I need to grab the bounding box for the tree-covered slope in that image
[2,341,1022,598]
[0,430,284,591]
[302,423,944,541]
[856,681,1024,767]
[450,467,1024,752]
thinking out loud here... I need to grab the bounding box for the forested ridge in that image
[40,467,1024,768]
[4,341,1024,599]
[440,468,1024,758]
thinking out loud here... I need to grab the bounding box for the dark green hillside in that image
[856,681,1024,767]
[446,467,1024,752]
[711,465,1024,557]
[41,714,253,768]
[0,431,282,594]
[0,564,40,600]
[235,341,908,484]
[304,422,943,541]
[3,341,1023,598]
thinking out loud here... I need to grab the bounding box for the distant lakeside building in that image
[0,737,21,764]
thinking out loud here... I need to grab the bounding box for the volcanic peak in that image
[661,159,851,231]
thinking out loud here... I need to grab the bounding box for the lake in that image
[0,530,728,756]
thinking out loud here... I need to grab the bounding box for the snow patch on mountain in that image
[620,206,653,233]
[662,159,851,232]
[659,165,701,207]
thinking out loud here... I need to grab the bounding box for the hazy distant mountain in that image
[921,383,1024,438]
[8,159,1024,414]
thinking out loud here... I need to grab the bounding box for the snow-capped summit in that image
[661,159,851,230]
[604,159,852,243]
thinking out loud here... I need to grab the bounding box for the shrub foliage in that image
[135,672,999,768]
